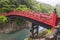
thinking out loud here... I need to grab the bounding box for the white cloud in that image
[36,0,60,6]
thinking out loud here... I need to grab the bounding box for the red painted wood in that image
[0,10,57,28]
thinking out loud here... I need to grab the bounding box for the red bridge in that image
[0,10,56,28]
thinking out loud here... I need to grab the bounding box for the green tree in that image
[16,5,30,11]
[0,16,8,28]
[0,16,8,23]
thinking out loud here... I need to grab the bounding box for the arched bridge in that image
[0,10,56,28]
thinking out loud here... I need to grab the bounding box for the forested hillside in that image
[0,0,53,14]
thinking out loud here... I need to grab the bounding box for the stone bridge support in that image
[30,23,39,39]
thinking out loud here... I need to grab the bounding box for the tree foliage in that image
[0,0,53,13]
[0,16,8,28]
[16,5,30,11]
[16,18,25,25]
[0,16,8,24]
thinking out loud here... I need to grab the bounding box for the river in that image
[0,28,30,40]
[0,26,47,40]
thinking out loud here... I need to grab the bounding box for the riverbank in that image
[0,21,31,34]
[0,25,29,34]
[0,23,28,34]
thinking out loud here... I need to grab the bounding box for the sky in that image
[36,0,60,7]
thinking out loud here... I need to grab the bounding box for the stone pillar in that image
[30,23,39,39]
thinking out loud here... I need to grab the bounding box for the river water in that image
[0,26,47,40]
[0,28,30,40]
